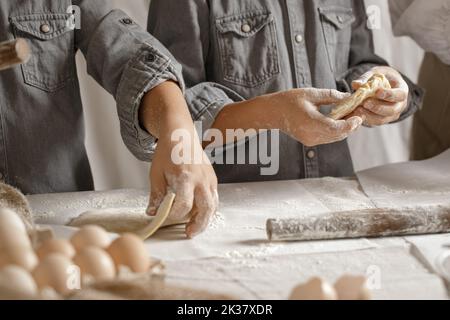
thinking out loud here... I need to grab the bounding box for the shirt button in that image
[122,18,133,25]
[146,53,156,62]
[40,24,51,34]
[307,150,316,159]
[295,34,304,44]
[241,23,251,33]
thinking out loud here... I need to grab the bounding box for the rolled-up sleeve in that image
[148,0,244,136]
[185,83,244,132]
[75,1,184,161]
[337,0,424,122]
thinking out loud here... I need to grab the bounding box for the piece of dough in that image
[68,194,184,237]
[68,209,154,234]
[329,74,391,120]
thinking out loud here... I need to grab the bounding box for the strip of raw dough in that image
[136,192,176,240]
[329,74,391,120]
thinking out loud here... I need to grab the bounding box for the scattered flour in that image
[208,211,225,230]
[28,189,149,225]
[222,243,284,269]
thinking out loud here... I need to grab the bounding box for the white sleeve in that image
[388,0,414,27]
[389,0,450,65]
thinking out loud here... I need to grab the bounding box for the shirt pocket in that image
[319,7,355,76]
[215,11,280,88]
[10,13,75,92]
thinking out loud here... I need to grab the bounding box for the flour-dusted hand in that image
[139,81,218,239]
[209,88,362,148]
[274,88,363,146]
[147,138,218,239]
[350,66,409,126]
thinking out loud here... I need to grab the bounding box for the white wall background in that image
[79,0,151,191]
[79,0,424,191]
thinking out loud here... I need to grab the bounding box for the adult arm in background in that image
[389,0,450,65]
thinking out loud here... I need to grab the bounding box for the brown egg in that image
[36,239,76,260]
[0,265,38,298]
[0,224,32,250]
[107,233,151,273]
[73,246,115,281]
[334,275,371,300]
[70,225,111,251]
[290,277,337,300]
[0,208,27,233]
[32,254,78,295]
[0,246,38,271]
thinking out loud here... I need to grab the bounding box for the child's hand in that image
[349,66,409,127]
[274,88,363,146]
[140,81,218,238]
[147,136,218,239]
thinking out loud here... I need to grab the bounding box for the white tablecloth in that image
[28,176,450,300]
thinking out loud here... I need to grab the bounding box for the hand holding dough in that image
[329,74,391,120]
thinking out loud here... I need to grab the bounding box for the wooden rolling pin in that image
[266,204,450,242]
[0,39,31,71]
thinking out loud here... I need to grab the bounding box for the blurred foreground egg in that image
[0,208,27,233]
[107,233,150,273]
[70,225,110,251]
[36,239,76,260]
[290,277,337,300]
[0,265,38,298]
[0,246,38,271]
[73,246,115,281]
[0,225,32,250]
[32,254,77,295]
[334,275,371,300]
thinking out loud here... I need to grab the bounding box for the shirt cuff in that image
[395,75,425,123]
[185,82,244,134]
[336,63,383,93]
[116,44,185,162]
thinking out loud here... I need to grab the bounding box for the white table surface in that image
[28,177,450,300]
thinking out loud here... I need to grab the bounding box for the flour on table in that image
[302,177,375,212]
[221,243,284,269]
[208,211,225,230]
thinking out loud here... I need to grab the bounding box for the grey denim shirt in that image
[148,0,424,183]
[0,0,183,194]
